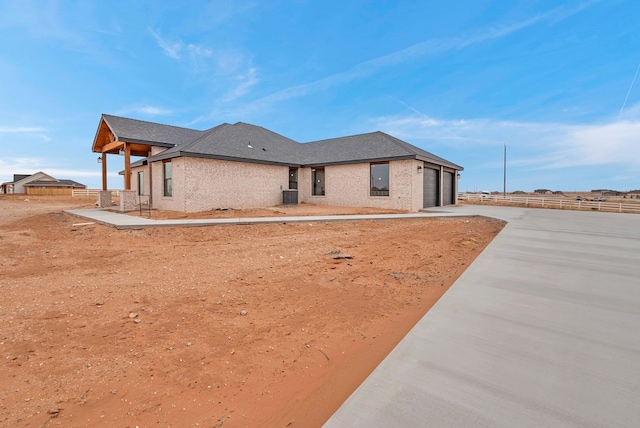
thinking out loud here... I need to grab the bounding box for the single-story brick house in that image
[1,172,86,195]
[91,114,462,212]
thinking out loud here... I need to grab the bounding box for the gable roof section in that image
[301,132,463,170]
[92,114,205,155]
[148,122,304,166]
[102,114,204,146]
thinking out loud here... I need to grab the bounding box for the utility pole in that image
[503,144,507,197]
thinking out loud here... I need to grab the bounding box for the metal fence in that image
[459,194,640,214]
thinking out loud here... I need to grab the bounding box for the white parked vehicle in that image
[480,191,492,200]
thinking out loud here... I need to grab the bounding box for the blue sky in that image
[1,0,638,192]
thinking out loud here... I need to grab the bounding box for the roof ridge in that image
[304,131,380,145]
[376,131,461,167]
[233,122,302,144]
[176,122,229,151]
[375,131,420,156]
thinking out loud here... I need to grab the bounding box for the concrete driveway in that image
[325,206,640,427]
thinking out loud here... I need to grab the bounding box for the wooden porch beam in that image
[101,140,125,153]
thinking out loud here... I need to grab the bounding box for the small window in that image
[312,167,325,196]
[137,171,144,195]
[370,162,389,196]
[289,168,298,190]
[163,161,172,197]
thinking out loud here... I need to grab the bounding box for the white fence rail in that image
[459,194,640,214]
[72,189,121,197]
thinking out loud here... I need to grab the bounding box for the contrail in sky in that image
[618,60,640,121]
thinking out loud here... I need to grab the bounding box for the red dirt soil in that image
[0,196,504,427]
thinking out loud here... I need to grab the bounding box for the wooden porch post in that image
[101,153,107,190]
[124,143,131,190]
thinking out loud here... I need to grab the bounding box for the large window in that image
[370,162,389,196]
[137,171,144,195]
[163,161,172,197]
[312,167,325,196]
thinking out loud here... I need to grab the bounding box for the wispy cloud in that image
[0,2,79,44]
[373,113,640,170]
[245,1,598,111]
[0,126,50,142]
[222,67,259,101]
[150,28,214,64]
[186,43,213,58]
[117,105,176,117]
[0,126,45,133]
[149,28,183,59]
[0,156,49,181]
[148,28,257,94]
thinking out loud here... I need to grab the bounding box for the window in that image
[289,168,298,190]
[370,162,389,196]
[163,161,172,197]
[312,167,325,196]
[137,171,144,195]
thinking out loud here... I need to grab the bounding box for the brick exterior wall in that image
[131,157,442,213]
[134,158,289,212]
[298,159,424,211]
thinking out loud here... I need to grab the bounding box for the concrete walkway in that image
[64,208,469,229]
[325,205,640,427]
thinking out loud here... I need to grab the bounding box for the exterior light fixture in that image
[97,156,102,163]
[119,148,125,155]
[417,165,423,172]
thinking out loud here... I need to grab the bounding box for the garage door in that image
[423,166,439,208]
[443,172,454,205]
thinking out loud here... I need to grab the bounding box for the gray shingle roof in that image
[150,122,303,165]
[114,116,463,171]
[103,114,204,147]
[300,131,462,169]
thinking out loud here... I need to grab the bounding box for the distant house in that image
[92,114,463,213]
[0,172,86,195]
[534,189,553,194]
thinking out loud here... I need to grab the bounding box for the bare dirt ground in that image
[0,195,505,427]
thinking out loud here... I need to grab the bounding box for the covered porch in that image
[91,117,164,210]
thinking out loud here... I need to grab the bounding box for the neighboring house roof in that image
[24,179,86,188]
[2,172,86,192]
[112,115,463,171]
[1,173,34,186]
[13,172,56,186]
